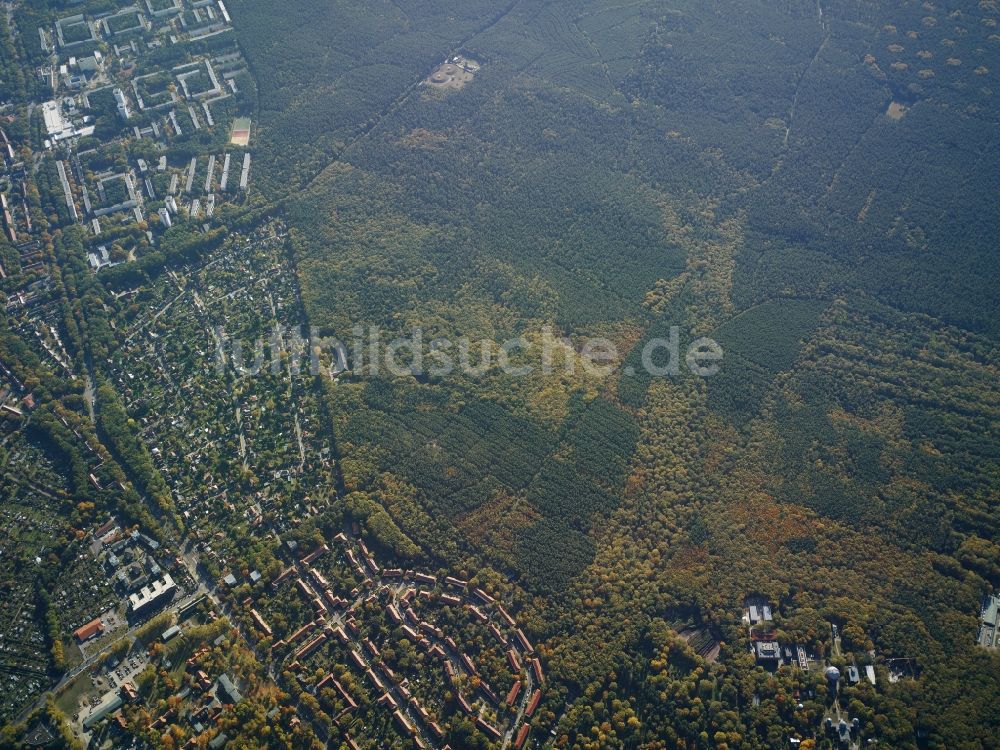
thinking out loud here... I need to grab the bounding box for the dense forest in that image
[223,0,1000,746]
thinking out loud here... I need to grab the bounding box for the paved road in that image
[16,582,207,724]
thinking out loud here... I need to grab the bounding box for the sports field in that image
[229,116,251,146]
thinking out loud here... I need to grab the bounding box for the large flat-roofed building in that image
[114,87,131,120]
[162,624,181,641]
[128,573,175,615]
[82,693,124,730]
[753,640,781,663]
[146,0,182,17]
[216,673,242,703]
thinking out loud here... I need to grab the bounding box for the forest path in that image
[300,0,525,195]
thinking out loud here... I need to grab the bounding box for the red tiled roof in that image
[74,618,103,641]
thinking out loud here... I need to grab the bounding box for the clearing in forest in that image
[425,55,480,91]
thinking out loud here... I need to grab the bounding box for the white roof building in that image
[129,573,176,613]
